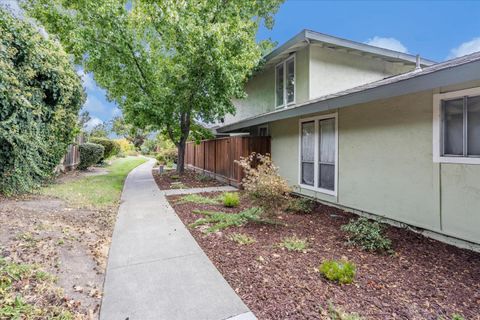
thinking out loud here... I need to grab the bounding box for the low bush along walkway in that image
[0,156,147,319]
[152,167,224,190]
[166,154,480,320]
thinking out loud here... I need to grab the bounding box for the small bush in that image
[341,217,392,252]
[229,233,256,245]
[115,138,135,153]
[78,143,104,170]
[222,192,240,207]
[157,148,178,164]
[319,259,356,284]
[89,137,120,159]
[177,194,219,205]
[326,303,363,320]
[278,235,309,252]
[236,153,291,217]
[190,207,265,233]
[286,197,315,214]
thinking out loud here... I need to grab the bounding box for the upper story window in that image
[433,87,480,164]
[276,56,295,108]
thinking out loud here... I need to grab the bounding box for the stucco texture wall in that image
[269,88,480,244]
[309,45,413,100]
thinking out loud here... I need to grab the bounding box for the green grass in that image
[228,233,256,245]
[177,194,220,205]
[190,207,265,233]
[40,157,147,208]
[277,236,309,252]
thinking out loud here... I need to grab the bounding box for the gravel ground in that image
[168,192,480,320]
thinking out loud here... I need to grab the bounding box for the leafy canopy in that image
[24,0,283,171]
[0,9,84,194]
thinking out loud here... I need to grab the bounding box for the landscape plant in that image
[78,143,104,170]
[89,137,120,160]
[222,192,240,208]
[341,217,392,253]
[190,207,265,233]
[319,259,356,284]
[286,197,315,214]
[277,236,309,252]
[228,233,256,245]
[25,0,283,173]
[0,9,84,195]
[176,194,219,205]
[237,153,291,216]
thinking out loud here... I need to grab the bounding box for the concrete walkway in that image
[100,159,255,320]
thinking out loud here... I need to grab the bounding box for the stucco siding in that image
[309,45,413,100]
[441,164,480,243]
[269,87,480,244]
[295,47,309,104]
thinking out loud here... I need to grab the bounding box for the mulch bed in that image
[167,192,480,320]
[152,168,224,190]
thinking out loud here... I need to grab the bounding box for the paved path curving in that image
[100,159,255,320]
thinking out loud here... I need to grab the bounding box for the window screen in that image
[443,98,464,156]
[286,59,295,104]
[276,64,284,107]
[301,121,315,186]
[467,96,480,156]
[318,118,335,190]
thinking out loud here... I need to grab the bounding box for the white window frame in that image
[298,113,338,196]
[275,55,296,109]
[433,87,480,165]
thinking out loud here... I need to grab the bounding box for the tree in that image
[77,110,91,131]
[25,0,283,172]
[89,121,111,138]
[111,116,148,149]
[0,9,85,194]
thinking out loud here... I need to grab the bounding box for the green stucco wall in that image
[269,85,480,244]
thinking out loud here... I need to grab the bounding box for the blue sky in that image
[13,0,479,130]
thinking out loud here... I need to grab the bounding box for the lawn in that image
[41,156,147,208]
[167,191,480,320]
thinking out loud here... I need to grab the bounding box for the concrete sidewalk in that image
[100,159,255,320]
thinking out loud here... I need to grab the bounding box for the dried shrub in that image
[319,259,356,284]
[236,153,291,216]
[341,217,392,253]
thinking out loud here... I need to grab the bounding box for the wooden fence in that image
[184,136,271,186]
[61,134,84,171]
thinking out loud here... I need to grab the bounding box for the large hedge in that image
[0,10,85,194]
[89,137,120,160]
[78,143,104,170]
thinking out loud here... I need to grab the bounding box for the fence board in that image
[185,136,270,186]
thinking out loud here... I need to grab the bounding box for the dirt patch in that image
[153,168,224,190]
[0,193,116,318]
[167,192,480,320]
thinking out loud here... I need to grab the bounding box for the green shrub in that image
[0,10,84,195]
[228,233,256,245]
[190,207,265,233]
[319,260,356,284]
[222,192,240,207]
[286,197,315,214]
[177,194,219,205]
[341,217,392,252]
[78,143,104,170]
[278,235,309,252]
[90,137,120,159]
[157,148,178,164]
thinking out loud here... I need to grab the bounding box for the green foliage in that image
[236,153,291,216]
[319,260,356,284]
[286,197,315,214]
[89,137,120,159]
[341,217,392,253]
[24,0,283,172]
[157,148,178,164]
[170,182,187,189]
[41,157,147,208]
[229,233,256,245]
[0,9,84,195]
[222,192,240,208]
[190,207,265,233]
[326,303,363,320]
[177,194,219,205]
[0,257,73,319]
[78,143,104,170]
[278,236,309,252]
[111,116,149,150]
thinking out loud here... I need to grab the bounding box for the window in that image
[258,125,269,137]
[433,87,480,164]
[299,114,338,195]
[275,56,295,108]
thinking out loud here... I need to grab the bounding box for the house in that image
[197,29,480,247]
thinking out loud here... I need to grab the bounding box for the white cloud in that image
[77,69,96,91]
[448,38,480,59]
[84,117,103,131]
[84,95,109,117]
[365,36,408,53]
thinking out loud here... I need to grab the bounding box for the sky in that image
[3,0,480,130]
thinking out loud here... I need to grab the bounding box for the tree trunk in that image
[177,139,186,173]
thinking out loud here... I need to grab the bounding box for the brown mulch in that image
[167,192,480,320]
[152,168,224,190]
